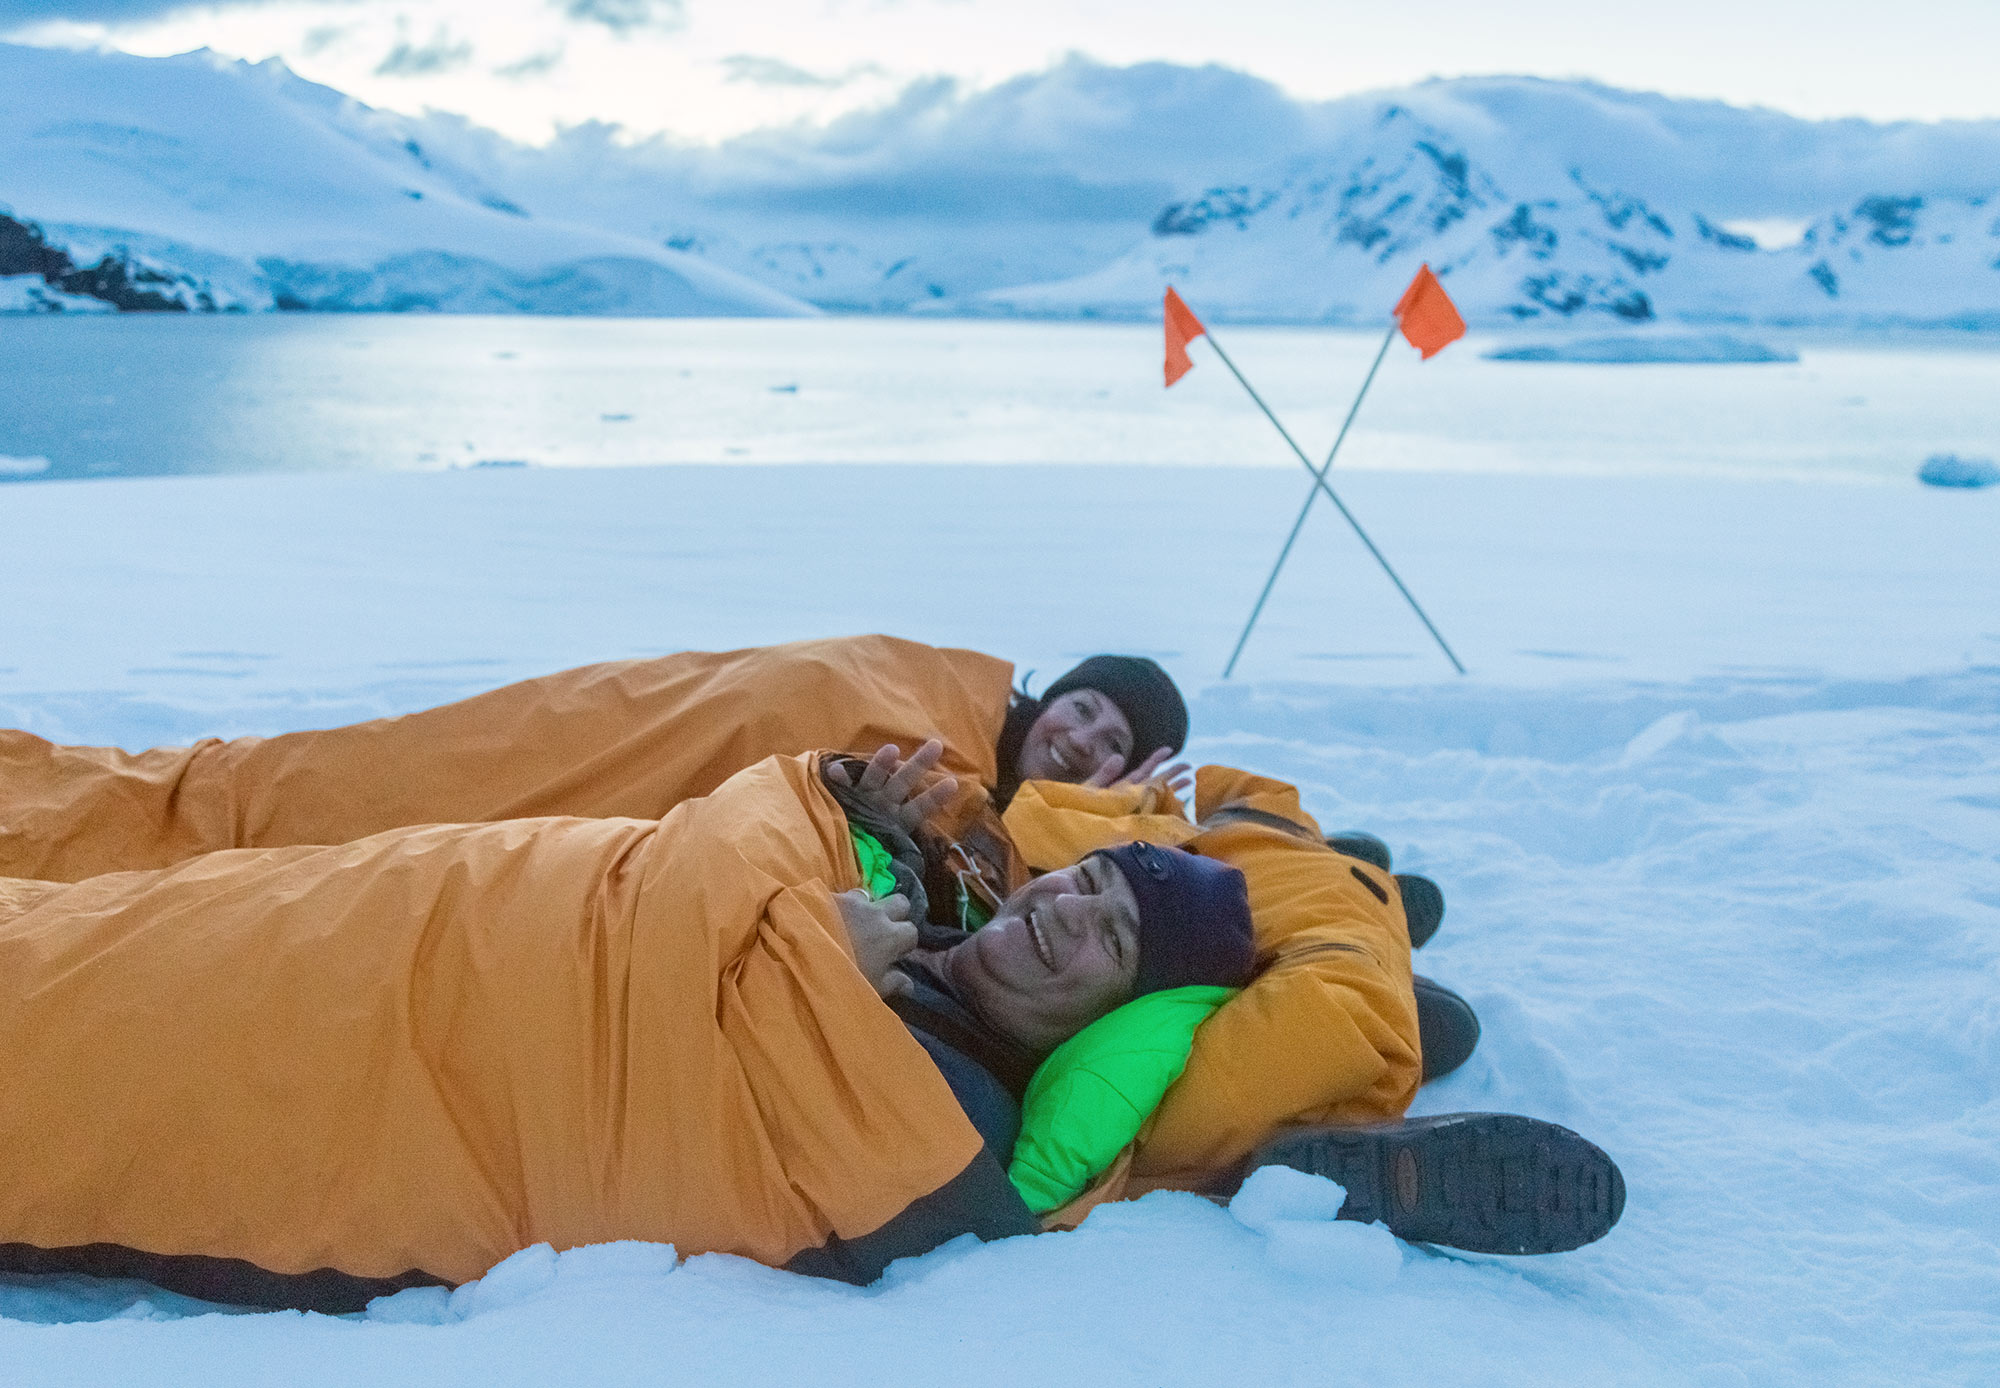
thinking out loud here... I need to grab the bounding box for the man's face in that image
[950,856,1142,1054]
[1016,689,1136,783]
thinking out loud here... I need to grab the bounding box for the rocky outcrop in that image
[0,213,209,312]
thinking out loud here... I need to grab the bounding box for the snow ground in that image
[1,461,1996,1385]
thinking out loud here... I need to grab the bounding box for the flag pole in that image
[1207,324,1467,678]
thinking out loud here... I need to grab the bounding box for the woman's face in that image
[1016,689,1137,784]
[945,856,1142,1054]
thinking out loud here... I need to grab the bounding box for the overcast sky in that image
[6,0,1999,145]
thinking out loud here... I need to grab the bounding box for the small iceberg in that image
[0,454,52,478]
[1485,334,1797,364]
[1918,454,2000,488]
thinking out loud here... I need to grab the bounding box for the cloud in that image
[300,24,350,57]
[721,55,841,89]
[721,55,884,89]
[495,47,564,80]
[556,0,683,34]
[697,58,1326,223]
[375,29,472,79]
[398,58,1327,234]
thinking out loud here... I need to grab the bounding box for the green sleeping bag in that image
[1008,985,1237,1213]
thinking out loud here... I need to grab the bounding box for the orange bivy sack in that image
[0,635,1014,883]
[0,755,1004,1308]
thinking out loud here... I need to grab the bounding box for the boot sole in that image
[1247,1113,1625,1255]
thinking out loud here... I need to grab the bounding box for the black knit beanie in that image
[1042,656,1189,764]
[1093,843,1254,998]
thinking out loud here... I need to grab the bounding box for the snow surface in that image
[0,450,1996,1384]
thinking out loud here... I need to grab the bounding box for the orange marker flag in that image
[1164,286,1208,386]
[1393,264,1465,360]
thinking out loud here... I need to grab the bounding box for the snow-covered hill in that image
[3,42,1998,325]
[0,43,810,316]
[972,104,2000,327]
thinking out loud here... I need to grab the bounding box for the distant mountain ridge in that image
[2,42,1997,325]
[972,105,2000,326]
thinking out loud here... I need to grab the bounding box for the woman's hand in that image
[833,888,919,998]
[1084,746,1194,799]
[822,739,959,834]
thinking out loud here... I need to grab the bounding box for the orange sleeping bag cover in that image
[0,754,982,1286]
[1003,767,1421,1204]
[0,634,1014,883]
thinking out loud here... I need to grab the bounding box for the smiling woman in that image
[1002,655,1191,800]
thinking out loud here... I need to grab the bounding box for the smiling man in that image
[879,841,1253,1162]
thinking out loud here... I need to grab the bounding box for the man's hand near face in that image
[833,888,919,999]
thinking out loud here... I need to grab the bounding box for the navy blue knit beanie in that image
[1042,656,1189,763]
[1093,842,1255,997]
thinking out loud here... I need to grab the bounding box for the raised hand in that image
[1085,745,1194,798]
[821,738,959,834]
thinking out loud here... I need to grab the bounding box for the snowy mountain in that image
[3,41,1998,325]
[971,105,2000,327]
[0,43,811,316]
[428,64,2000,327]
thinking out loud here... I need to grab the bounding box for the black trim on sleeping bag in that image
[0,1240,446,1314]
[781,1144,1039,1285]
[905,1025,1021,1158]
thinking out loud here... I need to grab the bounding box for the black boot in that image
[1396,874,1444,949]
[1322,834,1444,951]
[1241,1113,1625,1255]
[1414,975,1479,1082]
[1323,830,1392,872]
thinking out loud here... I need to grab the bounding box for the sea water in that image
[1,313,1996,484]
